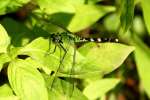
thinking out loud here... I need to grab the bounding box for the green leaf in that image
[36,0,75,15]
[0,0,10,15]
[120,0,134,32]
[0,53,10,71]
[0,84,14,97]
[133,35,150,97]
[0,96,19,100]
[0,24,10,53]
[78,43,134,78]
[8,59,48,100]
[0,0,30,15]
[83,78,120,100]
[0,84,19,100]
[43,74,88,100]
[68,5,115,32]
[141,0,150,35]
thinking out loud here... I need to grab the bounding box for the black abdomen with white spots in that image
[79,37,119,43]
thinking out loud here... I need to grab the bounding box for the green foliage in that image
[0,84,19,100]
[133,35,150,97]
[120,0,134,32]
[0,24,10,53]
[67,5,115,32]
[1,0,150,100]
[0,0,30,15]
[141,0,150,35]
[83,79,120,100]
[44,75,88,100]
[8,59,48,100]
[78,43,134,78]
[36,0,115,32]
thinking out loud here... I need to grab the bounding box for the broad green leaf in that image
[8,59,48,100]
[0,53,10,71]
[68,5,115,32]
[83,78,120,100]
[77,43,134,78]
[43,74,88,100]
[133,35,150,97]
[120,0,134,32]
[0,24,10,53]
[0,0,30,15]
[141,0,150,35]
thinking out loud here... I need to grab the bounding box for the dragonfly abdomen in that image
[78,37,119,43]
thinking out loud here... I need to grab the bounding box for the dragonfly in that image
[46,31,119,98]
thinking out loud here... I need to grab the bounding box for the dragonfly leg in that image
[50,43,67,90]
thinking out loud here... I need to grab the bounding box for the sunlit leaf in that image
[77,43,134,78]
[141,0,150,35]
[0,24,10,53]
[0,84,19,100]
[83,78,120,99]
[120,0,134,32]
[19,37,60,73]
[0,0,30,15]
[0,96,19,100]
[68,5,115,32]
[0,84,14,96]
[0,0,10,15]
[43,74,88,100]
[8,59,48,100]
[133,35,150,97]
[36,0,75,15]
